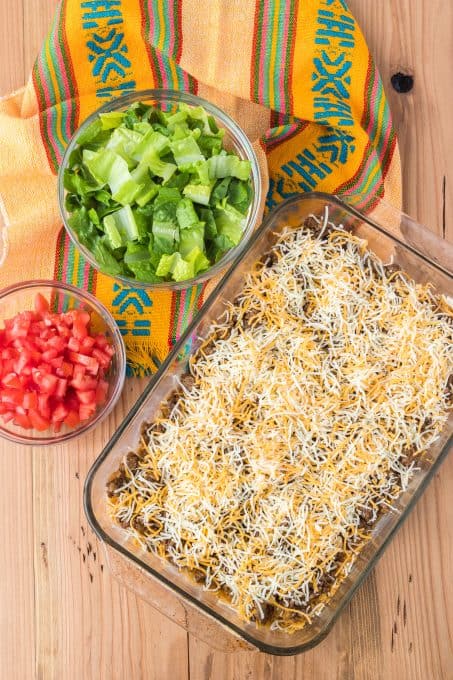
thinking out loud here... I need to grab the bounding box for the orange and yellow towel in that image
[0,0,400,374]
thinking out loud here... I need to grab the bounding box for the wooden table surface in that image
[0,2,452,679]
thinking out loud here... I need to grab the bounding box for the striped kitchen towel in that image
[0,0,400,374]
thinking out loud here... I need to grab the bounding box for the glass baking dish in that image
[84,192,453,656]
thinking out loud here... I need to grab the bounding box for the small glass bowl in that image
[58,89,263,290]
[0,280,126,445]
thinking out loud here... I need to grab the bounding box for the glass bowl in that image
[0,280,126,445]
[58,89,262,291]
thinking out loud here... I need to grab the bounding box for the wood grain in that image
[0,6,34,680]
[349,0,453,240]
[0,1,451,679]
[32,381,189,680]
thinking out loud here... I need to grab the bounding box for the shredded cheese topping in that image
[108,213,453,633]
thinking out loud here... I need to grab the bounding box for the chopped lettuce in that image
[207,154,251,181]
[176,198,200,229]
[227,178,252,214]
[198,207,217,239]
[103,205,140,249]
[208,234,236,263]
[124,242,150,264]
[210,177,232,206]
[92,240,124,275]
[106,127,143,166]
[183,183,212,206]
[83,148,142,205]
[65,101,253,283]
[99,111,125,130]
[213,203,246,245]
[170,136,204,166]
[155,246,209,282]
[179,225,205,257]
[131,129,169,162]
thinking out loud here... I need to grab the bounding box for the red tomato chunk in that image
[0,294,115,434]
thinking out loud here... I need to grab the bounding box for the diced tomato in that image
[42,349,59,362]
[73,364,85,380]
[38,393,51,419]
[8,314,31,339]
[51,403,69,423]
[30,321,45,336]
[0,294,115,434]
[65,309,90,327]
[1,388,23,406]
[67,337,80,352]
[2,359,15,374]
[103,344,115,358]
[79,402,96,421]
[2,373,22,389]
[47,336,66,352]
[55,378,67,399]
[76,389,96,405]
[70,373,98,391]
[64,410,80,428]
[34,293,50,314]
[93,334,109,349]
[56,324,71,339]
[32,369,58,394]
[14,413,31,429]
[28,408,50,431]
[50,356,64,370]
[95,379,109,404]
[80,336,95,353]
[23,391,38,410]
[65,393,80,412]
[73,318,88,340]
[18,373,31,388]
[39,328,54,341]
[56,361,73,378]
[14,352,30,375]
[32,336,47,351]
[43,314,56,328]
[68,352,99,375]
[91,348,111,369]
[61,311,74,326]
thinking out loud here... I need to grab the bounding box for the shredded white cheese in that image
[108,214,453,633]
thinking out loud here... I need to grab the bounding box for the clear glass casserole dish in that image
[84,192,453,655]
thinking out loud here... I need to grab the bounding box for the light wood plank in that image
[32,380,189,680]
[0,0,25,95]
[22,0,59,76]
[348,0,453,240]
[0,442,36,680]
[0,4,36,680]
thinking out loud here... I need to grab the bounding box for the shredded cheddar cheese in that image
[108,212,453,633]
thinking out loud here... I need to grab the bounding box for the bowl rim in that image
[0,278,126,445]
[58,88,263,291]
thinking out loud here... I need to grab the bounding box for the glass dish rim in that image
[83,192,453,654]
[0,278,127,445]
[57,88,263,291]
